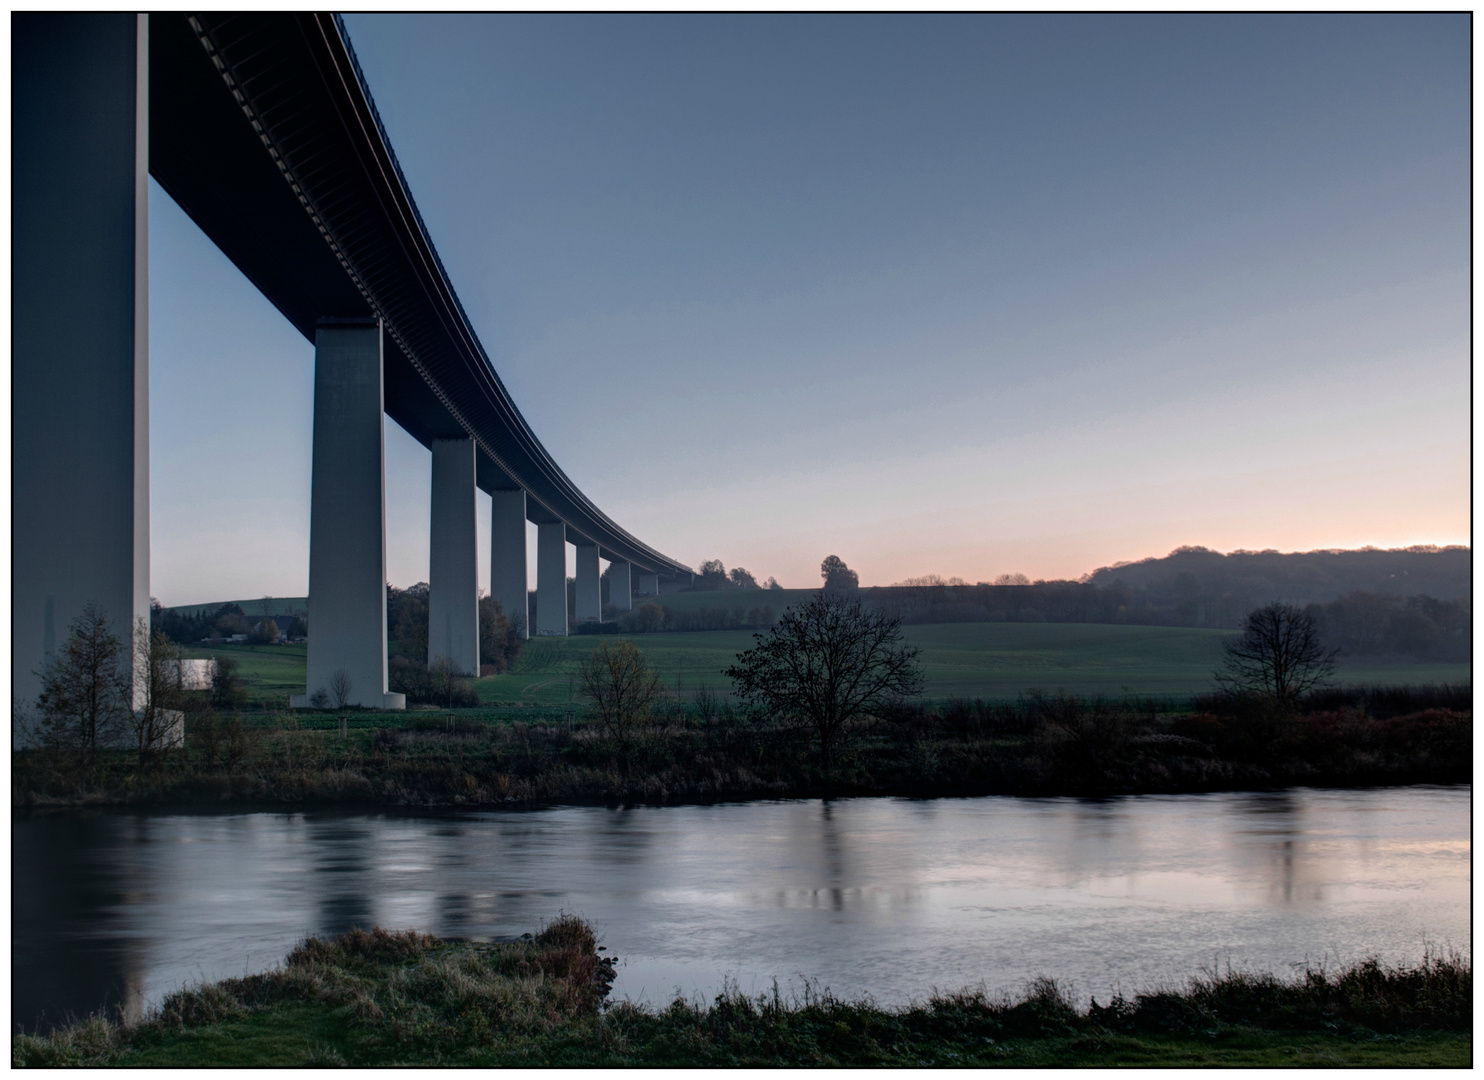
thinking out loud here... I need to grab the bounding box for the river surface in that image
[13,785,1470,1032]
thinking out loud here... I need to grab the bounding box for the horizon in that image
[161,540,1470,611]
[148,14,1468,606]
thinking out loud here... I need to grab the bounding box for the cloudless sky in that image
[149,13,1469,606]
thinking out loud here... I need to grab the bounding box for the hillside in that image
[1085,545,1469,604]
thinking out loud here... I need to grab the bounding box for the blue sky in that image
[149,14,1469,605]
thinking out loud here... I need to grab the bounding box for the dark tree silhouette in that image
[696,559,729,590]
[725,593,923,767]
[35,601,127,764]
[820,554,859,592]
[1216,602,1337,702]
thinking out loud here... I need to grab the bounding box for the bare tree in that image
[124,618,187,768]
[329,669,354,709]
[428,656,461,708]
[1216,602,1337,703]
[35,601,127,766]
[578,640,663,744]
[725,593,923,767]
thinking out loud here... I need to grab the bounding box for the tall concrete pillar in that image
[428,437,479,675]
[293,319,405,709]
[637,572,660,597]
[490,488,529,639]
[536,522,568,636]
[609,560,633,612]
[13,14,151,733]
[575,543,601,622]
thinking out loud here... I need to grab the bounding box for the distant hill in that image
[166,597,307,618]
[1084,546,1470,607]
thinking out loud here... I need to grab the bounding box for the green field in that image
[180,625,1468,709]
[476,623,1469,707]
[182,642,307,708]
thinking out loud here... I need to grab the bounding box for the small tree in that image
[725,593,923,767]
[329,669,354,709]
[211,654,247,709]
[729,567,759,590]
[1216,602,1337,703]
[820,554,859,593]
[35,601,127,766]
[634,601,665,633]
[578,640,663,744]
[478,595,523,673]
[125,618,187,768]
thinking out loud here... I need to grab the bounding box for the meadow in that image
[184,625,1470,709]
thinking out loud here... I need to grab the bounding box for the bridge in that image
[14,13,693,713]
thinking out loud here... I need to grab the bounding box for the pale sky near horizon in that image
[148,13,1469,607]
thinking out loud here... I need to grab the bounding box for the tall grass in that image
[13,919,1469,1068]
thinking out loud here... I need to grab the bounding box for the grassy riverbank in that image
[12,684,1469,808]
[14,918,1470,1067]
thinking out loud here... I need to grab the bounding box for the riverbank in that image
[14,917,1470,1067]
[11,689,1470,809]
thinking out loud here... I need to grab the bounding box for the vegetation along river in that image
[14,785,1469,1034]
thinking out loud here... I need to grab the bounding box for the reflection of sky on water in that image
[13,786,1470,1030]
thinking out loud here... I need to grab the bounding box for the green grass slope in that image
[479,623,1470,707]
[175,624,1467,710]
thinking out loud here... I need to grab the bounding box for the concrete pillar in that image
[13,14,151,733]
[490,488,529,639]
[637,572,660,597]
[428,437,479,675]
[609,561,633,612]
[293,319,405,709]
[575,543,601,622]
[536,522,568,637]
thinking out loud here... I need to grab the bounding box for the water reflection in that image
[13,786,1470,1032]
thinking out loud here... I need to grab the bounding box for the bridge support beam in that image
[609,561,632,612]
[637,572,660,598]
[13,13,151,732]
[490,489,529,639]
[536,522,568,636]
[575,542,601,623]
[294,318,405,710]
[428,437,479,675]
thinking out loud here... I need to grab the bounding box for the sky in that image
[148,13,1469,606]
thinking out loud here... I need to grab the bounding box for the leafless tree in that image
[578,640,663,744]
[1216,602,1337,702]
[124,617,187,768]
[725,593,923,767]
[329,668,354,709]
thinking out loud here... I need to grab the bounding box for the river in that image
[13,785,1470,1032]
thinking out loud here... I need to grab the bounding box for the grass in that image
[13,687,1469,808]
[171,623,1468,709]
[476,623,1468,707]
[13,919,1470,1068]
[170,596,308,619]
[181,643,307,709]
